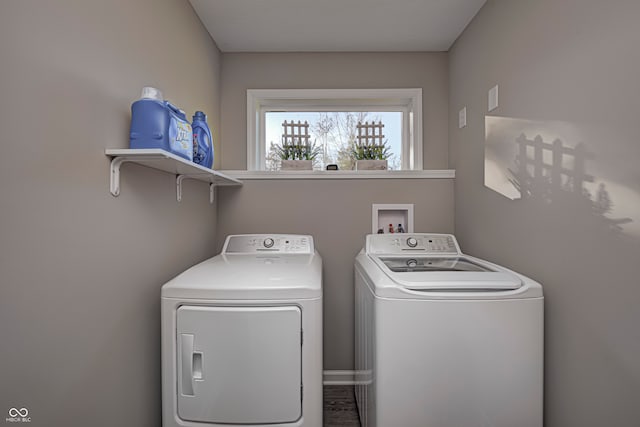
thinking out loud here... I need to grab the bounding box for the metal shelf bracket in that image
[176,174,187,202]
[176,175,216,204]
[210,183,216,204]
[110,155,159,197]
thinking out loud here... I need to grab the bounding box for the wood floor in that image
[323,385,361,426]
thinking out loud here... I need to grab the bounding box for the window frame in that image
[246,88,423,171]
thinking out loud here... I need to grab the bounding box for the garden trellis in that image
[357,121,385,146]
[278,120,319,161]
[354,121,390,161]
[282,120,311,146]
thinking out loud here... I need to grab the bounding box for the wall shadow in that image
[485,116,636,236]
[481,116,640,427]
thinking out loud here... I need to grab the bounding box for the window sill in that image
[221,170,455,180]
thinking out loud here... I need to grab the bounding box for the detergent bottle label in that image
[193,129,211,165]
[169,119,193,160]
[191,111,214,168]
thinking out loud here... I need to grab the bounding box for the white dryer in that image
[355,234,543,427]
[162,235,322,427]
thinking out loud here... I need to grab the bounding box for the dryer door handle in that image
[180,334,195,396]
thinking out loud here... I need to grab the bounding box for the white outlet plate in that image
[458,107,467,128]
[488,85,499,112]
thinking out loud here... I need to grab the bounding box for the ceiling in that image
[189,0,486,52]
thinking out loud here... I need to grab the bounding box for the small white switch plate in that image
[488,85,499,112]
[458,107,467,128]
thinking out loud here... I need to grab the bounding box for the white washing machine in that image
[162,234,322,427]
[355,233,543,427]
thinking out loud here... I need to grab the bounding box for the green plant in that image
[276,138,322,161]
[351,139,391,161]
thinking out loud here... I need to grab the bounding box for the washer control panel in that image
[367,233,460,255]
[223,234,314,254]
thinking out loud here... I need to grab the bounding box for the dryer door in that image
[176,305,302,424]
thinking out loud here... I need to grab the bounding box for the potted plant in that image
[276,138,322,170]
[352,140,391,170]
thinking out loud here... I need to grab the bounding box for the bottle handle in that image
[165,101,184,116]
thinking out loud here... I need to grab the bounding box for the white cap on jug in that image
[140,86,163,101]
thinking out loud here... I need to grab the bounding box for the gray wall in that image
[217,179,454,369]
[220,52,450,169]
[0,1,222,426]
[218,53,454,369]
[449,1,640,426]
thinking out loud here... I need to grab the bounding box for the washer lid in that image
[379,256,494,273]
[162,252,322,300]
[371,255,523,291]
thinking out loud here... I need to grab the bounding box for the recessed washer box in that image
[372,204,414,234]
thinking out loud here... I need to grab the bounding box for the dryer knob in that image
[263,238,275,248]
[406,237,418,248]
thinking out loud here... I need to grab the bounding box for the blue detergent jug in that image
[129,87,193,161]
[192,111,214,168]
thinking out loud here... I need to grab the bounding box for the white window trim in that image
[246,88,423,171]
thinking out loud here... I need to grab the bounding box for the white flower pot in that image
[356,160,388,171]
[281,160,313,170]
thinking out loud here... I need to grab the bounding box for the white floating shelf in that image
[105,149,242,203]
[221,169,455,180]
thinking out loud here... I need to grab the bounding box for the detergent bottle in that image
[191,111,214,168]
[129,87,193,161]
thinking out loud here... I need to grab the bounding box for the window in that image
[247,89,422,171]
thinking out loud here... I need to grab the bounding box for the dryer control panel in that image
[366,233,460,255]
[223,234,314,254]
